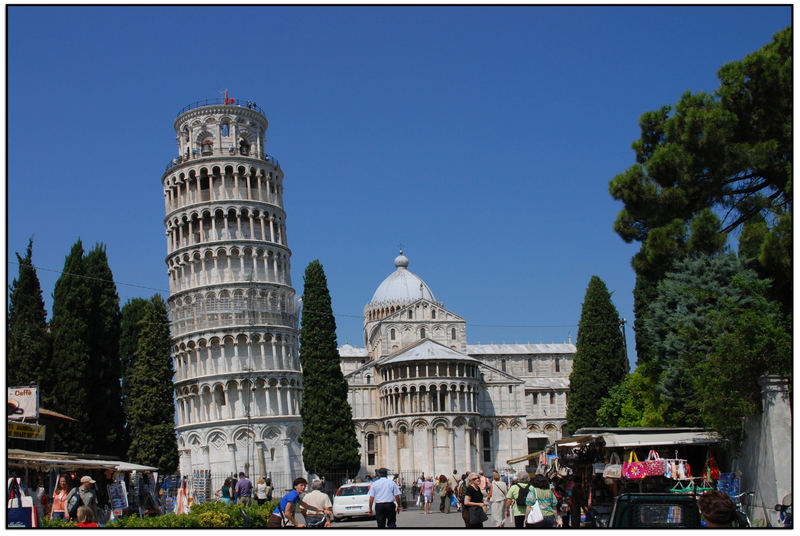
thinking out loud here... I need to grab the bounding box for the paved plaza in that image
[324,503,515,529]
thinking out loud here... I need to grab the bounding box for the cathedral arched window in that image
[482,430,492,462]
[408,310,413,319]
[366,433,376,466]
[550,392,555,404]
[451,327,456,340]
[528,358,533,373]
[555,358,560,372]
[501,359,507,372]
[420,328,426,339]
[432,309,436,319]
[390,329,396,340]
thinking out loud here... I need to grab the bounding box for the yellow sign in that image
[8,422,45,441]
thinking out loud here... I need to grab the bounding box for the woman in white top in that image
[488,471,509,527]
[255,477,268,506]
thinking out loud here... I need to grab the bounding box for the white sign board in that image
[7,386,39,421]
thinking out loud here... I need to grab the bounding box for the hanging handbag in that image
[526,498,544,525]
[592,461,606,474]
[643,449,666,477]
[695,476,715,493]
[603,452,622,480]
[669,479,694,494]
[622,451,646,480]
[555,458,572,478]
[7,478,38,528]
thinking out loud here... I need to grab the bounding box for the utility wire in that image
[9,260,626,329]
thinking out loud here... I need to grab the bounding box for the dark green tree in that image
[565,276,627,435]
[609,27,792,363]
[694,276,791,442]
[298,260,361,477]
[84,244,124,456]
[119,297,151,455]
[127,295,178,472]
[46,240,93,452]
[7,239,51,388]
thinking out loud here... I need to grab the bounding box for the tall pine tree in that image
[566,276,627,435]
[8,239,51,387]
[298,260,361,478]
[84,244,124,456]
[46,240,93,452]
[127,295,178,472]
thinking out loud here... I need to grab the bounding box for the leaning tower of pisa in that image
[161,98,304,481]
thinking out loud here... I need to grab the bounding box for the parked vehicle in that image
[332,483,372,520]
[609,493,702,528]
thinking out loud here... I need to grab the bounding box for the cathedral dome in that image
[369,252,435,305]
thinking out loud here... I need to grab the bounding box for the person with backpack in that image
[505,471,531,528]
[66,476,98,523]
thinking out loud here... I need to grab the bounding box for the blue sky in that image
[7,6,791,367]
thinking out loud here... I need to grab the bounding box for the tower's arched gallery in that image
[161,100,575,480]
[339,252,576,476]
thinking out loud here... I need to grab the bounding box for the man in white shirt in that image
[301,480,333,527]
[367,468,402,528]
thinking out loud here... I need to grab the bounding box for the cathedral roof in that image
[524,378,570,389]
[369,251,435,306]
[379,339,479,366]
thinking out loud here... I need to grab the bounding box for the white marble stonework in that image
[340,253,576,476]
[162,101,304,479]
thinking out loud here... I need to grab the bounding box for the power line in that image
[9,260,626,330]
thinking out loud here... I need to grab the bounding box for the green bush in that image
[102,500,279,528]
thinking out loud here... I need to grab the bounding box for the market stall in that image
[506,428,736,527]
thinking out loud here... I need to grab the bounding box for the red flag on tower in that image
[225,89,229,104]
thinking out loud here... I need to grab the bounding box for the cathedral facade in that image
[339,252,576,476]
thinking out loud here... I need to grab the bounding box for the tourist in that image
[215,477,234,505]
[235,472,253,506]
[367,468,402,528]
[488,471,508,527]
[421,476,434,514]
[66,476,99,522]
[255,477,268,506]
[436,475,453,514]
[75,506,99,527]
[51,476,70,520]
[505,471,531,528]
[265,478,274,501]
[268,477,324,527]
[526,474,558,527]
[463,473,488,527]
[478,470,490,505]
[302,479,333,527]
[447,470,460,511]
[698,490,736,528]
[570,482,586,528]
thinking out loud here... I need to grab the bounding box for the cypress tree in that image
[298,260,361,478]
[119,297,151,455]
[566,276,627,435]
[7,239,51,388]
[127,295,178,472]
[47,240,92,452]
[84,244,124,456]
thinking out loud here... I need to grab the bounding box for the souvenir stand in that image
[7,449,159,524]
[507,428,736,527]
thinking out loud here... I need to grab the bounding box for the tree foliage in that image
[84,244,124,456]
[609,27,792,363]
[46,240,93,452]
[565,276,628,435]
[7,239,51,388]
[119,297,151,455]
[127,295,178,472]
[298,260,361,476]
[600,253,792,442]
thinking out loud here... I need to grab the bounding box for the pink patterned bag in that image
[643,449,666,477]
[623,451,646,480]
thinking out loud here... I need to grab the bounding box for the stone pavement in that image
[327,503,515,529]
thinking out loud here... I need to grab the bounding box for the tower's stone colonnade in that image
[162,101,303,479]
